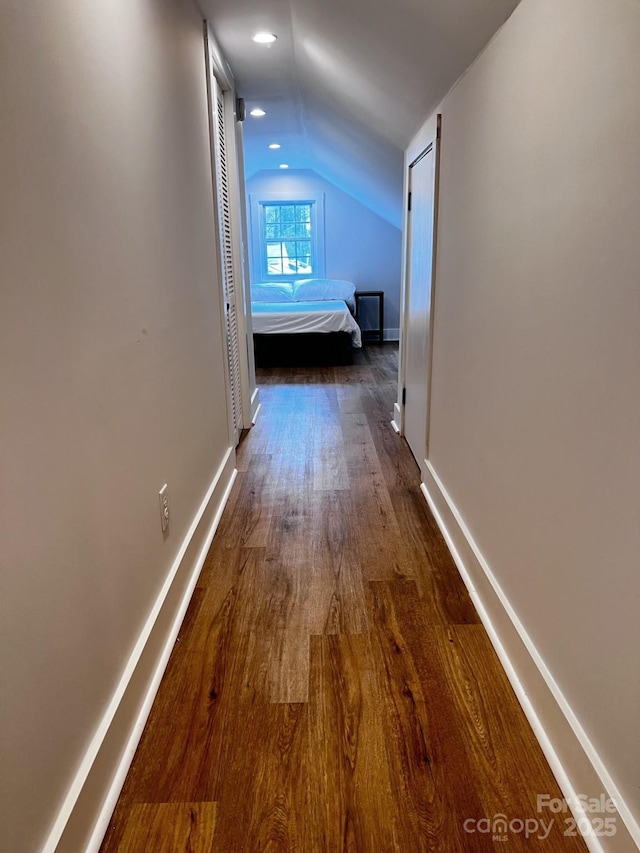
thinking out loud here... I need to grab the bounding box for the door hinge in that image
[402,387,406,406]
[407,192,412,212]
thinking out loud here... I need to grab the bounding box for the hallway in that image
[99,346,586,852]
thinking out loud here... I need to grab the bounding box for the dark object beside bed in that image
[253,332,353,367]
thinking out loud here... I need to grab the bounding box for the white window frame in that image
[249,192,325,281]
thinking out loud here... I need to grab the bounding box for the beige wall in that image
[0,2,231,851]
[410,0,640,836]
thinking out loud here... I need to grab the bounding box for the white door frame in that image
[396,114,441,472]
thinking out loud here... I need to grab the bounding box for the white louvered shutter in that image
[214,87,243,438]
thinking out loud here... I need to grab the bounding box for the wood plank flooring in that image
[100,344,587,852]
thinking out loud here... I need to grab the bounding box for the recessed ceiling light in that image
[269,143,281,150]
[249,108,266,117]
[252,32,277,44]
[279,164,289,169]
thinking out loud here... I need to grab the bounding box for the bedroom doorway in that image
[402,117,441,475]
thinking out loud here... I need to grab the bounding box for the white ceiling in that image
[201,0,521,226]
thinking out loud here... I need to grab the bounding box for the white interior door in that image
[404,133,439,471]
[213,84,243,442]
[204,49,243,446]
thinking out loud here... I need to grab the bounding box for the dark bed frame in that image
[253,331,353,367]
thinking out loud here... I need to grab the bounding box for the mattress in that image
[251,300,362,347]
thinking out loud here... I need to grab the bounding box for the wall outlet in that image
[159,484,169,534]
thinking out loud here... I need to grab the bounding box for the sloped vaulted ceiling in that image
[201,0,521,226]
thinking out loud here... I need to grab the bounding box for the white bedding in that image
[292,279,356,314]
[252,300,362,348]
[250,278,357,314]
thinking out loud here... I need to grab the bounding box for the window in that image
[250,192,325,280]
[264,203,312,276]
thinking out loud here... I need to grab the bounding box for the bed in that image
[251,279,362,366]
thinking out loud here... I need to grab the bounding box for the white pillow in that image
[250,282,295,303]
[292,279,356,312]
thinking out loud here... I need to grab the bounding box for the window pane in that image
[260,199,317,277]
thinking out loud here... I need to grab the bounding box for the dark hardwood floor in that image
[100,344,587,852]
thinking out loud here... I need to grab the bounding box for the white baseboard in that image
[421,461,639,853]
[45,447,238,853]
[250,386,260,425]
[383,327,400,341]
[391,401,402,435]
